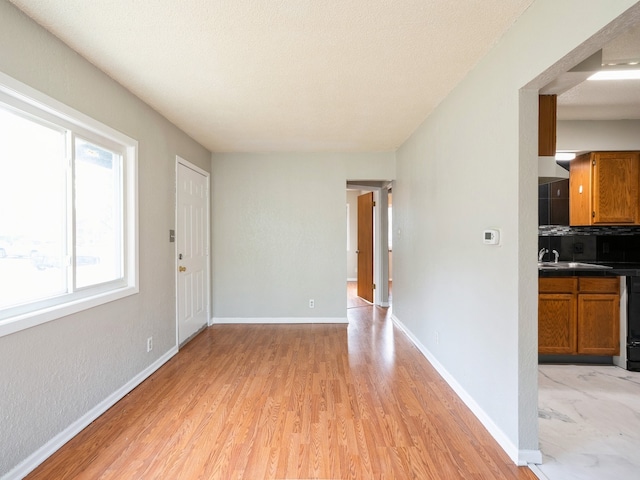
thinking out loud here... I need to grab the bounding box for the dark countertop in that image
[539,262,640,277]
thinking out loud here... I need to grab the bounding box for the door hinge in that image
[372,283,376,290]
[592,211,596,218]
[372,201,376,207]
[593,160,596,166]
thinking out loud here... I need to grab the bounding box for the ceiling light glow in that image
[555,152,576,161]
[588,69,640,80]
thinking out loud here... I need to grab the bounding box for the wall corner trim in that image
[4,347,179,480]
[390,314,541,467]
[519,449,543,466]
[211,317,348,325]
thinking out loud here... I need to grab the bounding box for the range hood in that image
[537,52,601,185]
[538,156,569,184]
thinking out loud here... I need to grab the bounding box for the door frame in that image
[175,155,211,348]
[347,181,392,307]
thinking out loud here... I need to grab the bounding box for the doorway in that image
[530,13,640,479]
[346,181,392,308]
[176,157,210,346]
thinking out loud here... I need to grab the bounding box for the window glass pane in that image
[0,106,67,309]
[74,139,122,288]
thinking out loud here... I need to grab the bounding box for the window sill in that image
[0,285,139,339]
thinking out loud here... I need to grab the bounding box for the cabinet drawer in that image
[539,277,577,294]
[578,277,619,294]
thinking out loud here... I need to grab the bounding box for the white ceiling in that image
[8,0,535,153]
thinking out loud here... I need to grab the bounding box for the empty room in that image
[2,1,640,479]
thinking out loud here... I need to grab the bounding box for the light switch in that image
[169,229,175,242]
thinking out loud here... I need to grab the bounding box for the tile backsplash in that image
[539,225,640,236]
[538,226,640,263]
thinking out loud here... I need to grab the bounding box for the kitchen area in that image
[538,167,640,371]
[534,22,640,480]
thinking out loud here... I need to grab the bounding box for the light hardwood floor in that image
[27,286,536,479]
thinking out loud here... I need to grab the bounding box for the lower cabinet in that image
[539,276,620,356]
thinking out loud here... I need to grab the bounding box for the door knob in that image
[179,266,186,272]
[356,250,360,254]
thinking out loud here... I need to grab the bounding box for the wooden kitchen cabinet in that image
[539,278,577,354]
[577,277,620,356]
[577,294,620,355]
[570,151,640,225]
[539,293,577,354]
[538,277,620,356]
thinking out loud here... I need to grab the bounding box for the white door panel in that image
[177,160,209,345]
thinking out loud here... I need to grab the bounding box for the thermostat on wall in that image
[483,229,501,245]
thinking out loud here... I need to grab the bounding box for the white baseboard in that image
[347,277,357,282]
[5,347,178,480]
[390,314,542,467]
[211,317,348,324]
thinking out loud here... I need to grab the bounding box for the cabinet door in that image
[577,294,620,355]
[569,153,592,226]
[539,294,577,354]
[592,152,639,224]
[538,95,557,156]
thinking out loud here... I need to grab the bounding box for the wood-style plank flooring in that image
[27,283,537,479]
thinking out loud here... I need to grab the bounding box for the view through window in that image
[0,80,136,330]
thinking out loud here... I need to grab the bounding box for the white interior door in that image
[177,159,209,345]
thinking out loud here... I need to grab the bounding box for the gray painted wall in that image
[211,152,395,321]
[393,0,640,464]
[558,119,640,151]
[0,1,211,476]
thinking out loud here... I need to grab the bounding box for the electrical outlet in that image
[309,299,315,309]
[146,336,153,352]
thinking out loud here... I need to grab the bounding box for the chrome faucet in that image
[538,248,549,262]
[552,249,560,263]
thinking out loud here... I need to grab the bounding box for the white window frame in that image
[0,71,138,338]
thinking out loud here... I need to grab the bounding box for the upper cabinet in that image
[538,95,557,157]
[569,151,640,225]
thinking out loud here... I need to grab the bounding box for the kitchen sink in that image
[538,261,612,270]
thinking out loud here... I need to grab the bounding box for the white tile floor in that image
[536,364,640,480]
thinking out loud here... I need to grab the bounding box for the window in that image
[0,73,138,337]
